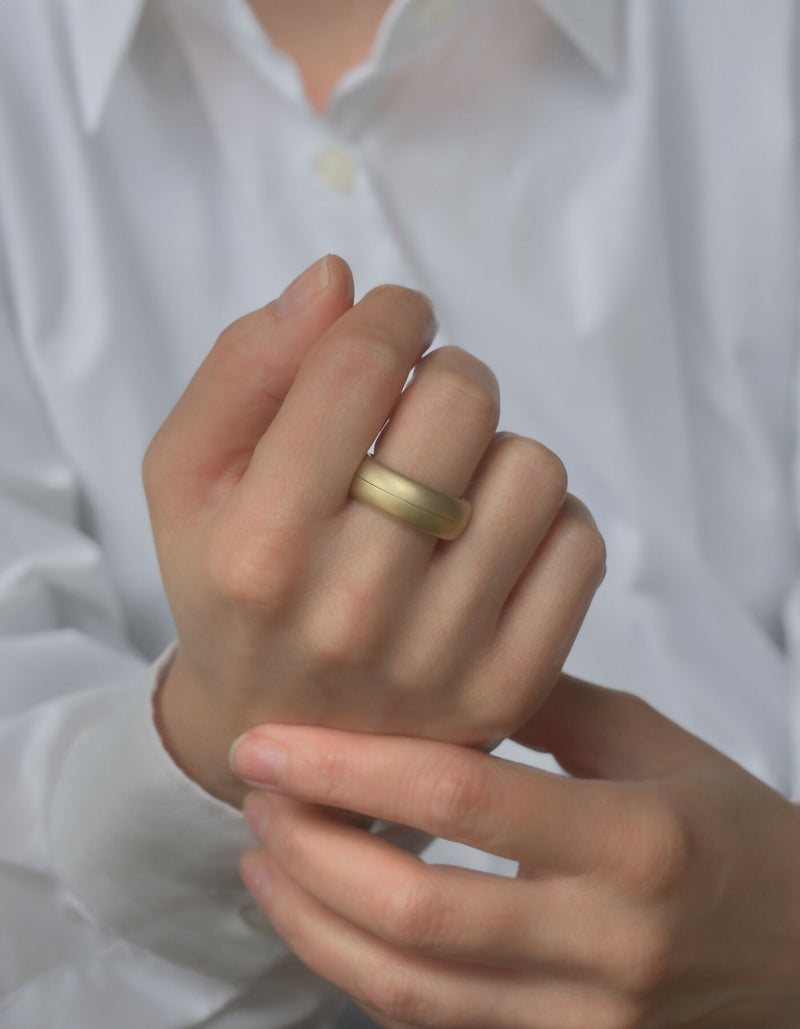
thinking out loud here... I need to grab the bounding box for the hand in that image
[145,255,605,806]
[233,676,800,1028]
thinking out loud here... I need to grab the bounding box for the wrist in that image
[155,650,250,808]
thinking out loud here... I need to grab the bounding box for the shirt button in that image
[415,0,456,32]
[314,144,356,193]
[239,901,273,932]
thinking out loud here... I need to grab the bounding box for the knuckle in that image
[537,445,570,498]
[423,756,495,842]
[385,644,446,703]
[620,920,673,996]
[214,312,261,362]
[421,346,500,421]
[205,525,296,611]
[328,331,407,390]
[302,623,367,675]
[559,497,607,581]
[294,744,350,806]
[319,286,437,394]
[593,910,672,999]
[361,961,436,1027]
[207,535,259,604]
[467,676,536,743]
[430,365,500,427]
[301,585,383,674]
[498,436,569,508]
[624,791,692,897]
[380,872,449,950]
[203,314,277,390]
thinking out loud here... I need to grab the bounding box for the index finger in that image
[230,725,633,874]
[241,285,438,524]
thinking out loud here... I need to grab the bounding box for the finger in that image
[240,847,611,1029]
[244,791,526,965]
[239,285,438,525]
[372,345,499,500]
[470,494,606,733]
[415,435,567,657]
[333,347,500,613]
[357,986,634,1029]
[143,255,354,523]
[243,791,646,980]
[515,674,713,780]
[356,983,638,1029]
[230,726,629,873]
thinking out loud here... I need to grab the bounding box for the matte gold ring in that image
[349,456,471,541]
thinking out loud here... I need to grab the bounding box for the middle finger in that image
[345,345,500,554]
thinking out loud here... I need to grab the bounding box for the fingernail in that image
[229,734,288,786]
[273,255,330,317]
[242,792,271,839]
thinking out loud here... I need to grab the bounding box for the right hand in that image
[144,256,605,806]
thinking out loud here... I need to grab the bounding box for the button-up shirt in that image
[1,0,798,1025]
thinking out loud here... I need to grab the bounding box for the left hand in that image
[232,676,800,1029]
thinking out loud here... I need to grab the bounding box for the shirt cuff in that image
[48,646,306,986]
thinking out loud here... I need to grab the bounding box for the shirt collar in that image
[536,0,626,78]
[64,0,625,133]
[64,0,147,132]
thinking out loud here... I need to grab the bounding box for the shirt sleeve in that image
[0,288,345,1027]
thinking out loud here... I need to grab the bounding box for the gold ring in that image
[349,456,471,541]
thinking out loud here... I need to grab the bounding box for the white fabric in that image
[0,0,798,1025]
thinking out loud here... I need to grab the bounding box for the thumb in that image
[144,255,354,521]
[514,674,713,781]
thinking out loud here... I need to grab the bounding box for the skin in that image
[146,256,605,807]
[245,0,392,113]
[231,676,800,1029]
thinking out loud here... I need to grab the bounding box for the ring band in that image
[349,456,471,540]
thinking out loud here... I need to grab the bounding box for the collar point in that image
[64,0,146,132]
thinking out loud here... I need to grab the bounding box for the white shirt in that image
[1,0,798,1025]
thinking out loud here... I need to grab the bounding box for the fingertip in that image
[268,254,354,322]
[229,733,288,787]
[325,253,355,307]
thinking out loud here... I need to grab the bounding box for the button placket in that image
[314,142,357,193]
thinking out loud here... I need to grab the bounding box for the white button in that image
[314,144,356,193]
[239,900,273,933]
[415,0,456,32]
